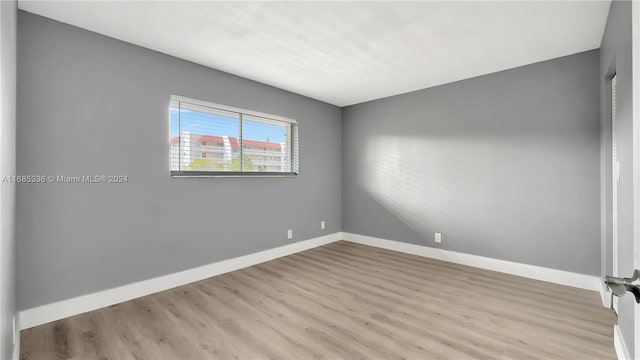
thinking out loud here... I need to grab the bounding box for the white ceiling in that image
[19,1,611,107]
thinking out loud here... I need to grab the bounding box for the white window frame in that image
[170,95,299,177]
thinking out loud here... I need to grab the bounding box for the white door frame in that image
[632,0,640,355]
[631,0,640,359]
[0,1,4,357]
[614,73,620,313]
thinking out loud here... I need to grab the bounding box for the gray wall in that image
[16,11,342,310]
[0,0,17,358]
[599,0,634,356]
[342,50,601,276]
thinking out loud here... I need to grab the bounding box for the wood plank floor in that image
[20,241,616,360]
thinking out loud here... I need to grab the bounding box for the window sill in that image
[171,171,299,178]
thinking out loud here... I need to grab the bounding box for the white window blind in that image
[170,96,299,176]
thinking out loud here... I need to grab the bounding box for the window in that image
[170,95,299,176]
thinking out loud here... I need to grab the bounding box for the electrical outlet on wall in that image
[321,221,325,230]
[287,229,293,239]
[435,233,442,243]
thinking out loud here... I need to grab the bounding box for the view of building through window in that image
[170,98,297,174]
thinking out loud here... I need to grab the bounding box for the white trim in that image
[170,94,297,124]
[342,232,601,291]
[613,73,619,270]
[19,232,342,330]
[11,315,18,360]
[632,0,640,356]
[601,278,613,308]
[616,325,632,360]
[613,72,620,313]
[18,231,605,331]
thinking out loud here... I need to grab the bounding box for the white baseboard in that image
[614,325,631,360]
[11,327,19,360]
[342,232,601,291]
[19,232,343,330]
[12,314,19,360]
[600,278,613,308]
[19,231,604,330]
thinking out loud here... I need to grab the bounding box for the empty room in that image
[1,0,639,359]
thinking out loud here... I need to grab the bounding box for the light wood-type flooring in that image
[20,241,617,359]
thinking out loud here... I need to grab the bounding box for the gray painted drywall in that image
[342,50,601,276]
[16,11,342,310]
[599,0,634,356]
[1,0,17,358]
